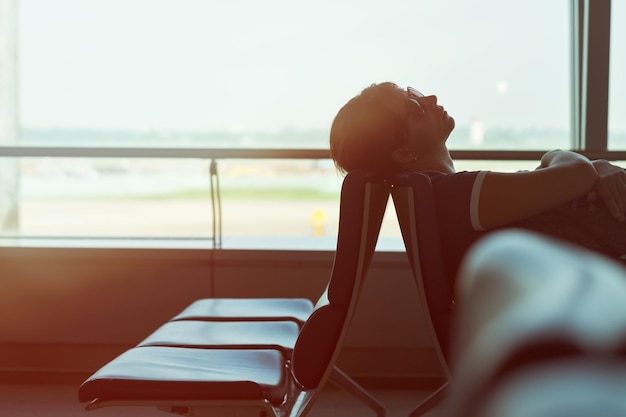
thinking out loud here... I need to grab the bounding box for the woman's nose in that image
[423,95,438,107]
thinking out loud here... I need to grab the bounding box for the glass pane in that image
[12,155,406,242]
[18,157,215,238]
[609,0,626,149]
[14,157,367,239]
[8,0,572,241]
[17,0,570,150]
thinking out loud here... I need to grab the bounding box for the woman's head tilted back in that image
[330,82,408,175]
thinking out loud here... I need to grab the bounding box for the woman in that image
[330,81,626,284]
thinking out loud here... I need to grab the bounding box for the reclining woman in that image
[330,81,626,286]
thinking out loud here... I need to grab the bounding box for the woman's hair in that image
[330,82,408,175]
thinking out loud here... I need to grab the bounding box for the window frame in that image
[0,0,621,245]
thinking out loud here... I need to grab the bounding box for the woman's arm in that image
[478,150,599,229]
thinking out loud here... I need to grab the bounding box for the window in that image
[1,0,575,241]
[17,156,346,240]
[18,0,571,150]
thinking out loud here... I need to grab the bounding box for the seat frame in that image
[78,170,390,417]
[390,172,454,417]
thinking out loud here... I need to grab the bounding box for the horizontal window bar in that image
[0,146,330,159]
[452,150,626,161]
[0,146,625,161]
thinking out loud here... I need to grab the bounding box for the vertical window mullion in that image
[581,0,611,151]
[0,0,20,235]
[571,0,585,149]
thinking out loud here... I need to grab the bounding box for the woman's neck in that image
[410,149,455,173]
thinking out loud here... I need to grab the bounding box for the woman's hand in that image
[588,160,626,221]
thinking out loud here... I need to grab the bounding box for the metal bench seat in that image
[79,347,288,407]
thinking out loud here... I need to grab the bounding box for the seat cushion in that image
[291,305,345,389]
[137,320,299,356]
[78,346,288,406]
[171,298,313,325]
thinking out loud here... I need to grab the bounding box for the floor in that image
[0,383,442,417]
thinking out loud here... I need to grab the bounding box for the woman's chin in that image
[445,115,456,135]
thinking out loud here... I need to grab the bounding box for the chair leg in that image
[409,381,448,417]
[328,366,386,417]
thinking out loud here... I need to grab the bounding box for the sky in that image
[14,0,625,134]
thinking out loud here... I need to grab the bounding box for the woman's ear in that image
[391,147,416,165]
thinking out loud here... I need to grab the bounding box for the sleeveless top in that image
[425,169,626,287]
[423,170,488,286]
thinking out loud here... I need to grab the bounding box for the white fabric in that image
[470,171,488,231]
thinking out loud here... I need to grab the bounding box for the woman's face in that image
[401,86,455,153]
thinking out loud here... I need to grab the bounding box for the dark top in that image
[426,170,626,286]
